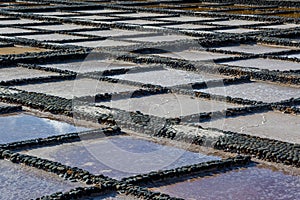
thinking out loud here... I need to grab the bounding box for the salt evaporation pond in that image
[109,68,225,87]
[198,111,300,144]
[0,113,89,144]
[22,135,220,180]
[0,160,84,200]
[15,78,139,99]
[150,166,300,200]
[196,81,300,103]
[98,93,243,118]
[219,58,300,71]
[214,44,295,54]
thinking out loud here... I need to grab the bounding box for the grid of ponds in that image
[0,0,299,199]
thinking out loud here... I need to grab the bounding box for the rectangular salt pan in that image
[0,113,89,144]
[0,160,84,200]
[22,136,220,180]
[113,12,170,18]
[75,9,128,14]
[257,24,300,29]
[196,82,300,103]
[0,27,34,34]
[215,28,259,34]
[26,24,95,31]
[70,15,118,21]
[40,59,137,73]
[199,111,300,144]
[214,44,295,54]
[98,93,242,118]
[0,19,42,25]
[121,35,194,43]
[154,16,217,22]
[163,24,215,30]
[64,40,137,48]
[31,12,78,16]
[15,78,139,99]
[0,67,58,81]
[109,68,225,87]
[74,29,150,37]
[115,19,167,25]
[209,20,266,26]
[152,50,236,61]
[219,58,300,71]
[150,166,300,200]
[16,33,87,42]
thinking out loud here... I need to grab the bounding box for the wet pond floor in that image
[0,112,89,144]
[15,33,87,42]
[149,165,300,200]
[0,159,84,200]
[73,29,151,37]
[39,59,137,73]
[213,44,296,54]
[0,27,35,34]
[215,28,259,34]
[98,93,243,118]
[15,78,139,99]
[219,58,300,71]
[257,24,300,30]
[109,68,225,87]
[121,34,194,43]
[196,81,300,103]
[0,67,58,81]
[63,40,137,48]
[151,50,236,61]
[21,135,220,180]
[25,24,95,31]
[198,111,300,144]
[208,19,266,26]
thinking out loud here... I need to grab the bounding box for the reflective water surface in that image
[0,113,89,144]
[0,160,84,200]
[23,136,220,180]
[150,166,300,200]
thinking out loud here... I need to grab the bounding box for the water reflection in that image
[151,166,300,200]
[0,113,89,144]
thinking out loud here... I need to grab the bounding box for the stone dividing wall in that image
[0,127,121,151]
[0,125,251,200]
[0,0,299,199]
[122,156,251,185]
[0,89,74,116]
[0,142,250,200]
[0,104,22,115]
[215,132,300,167]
